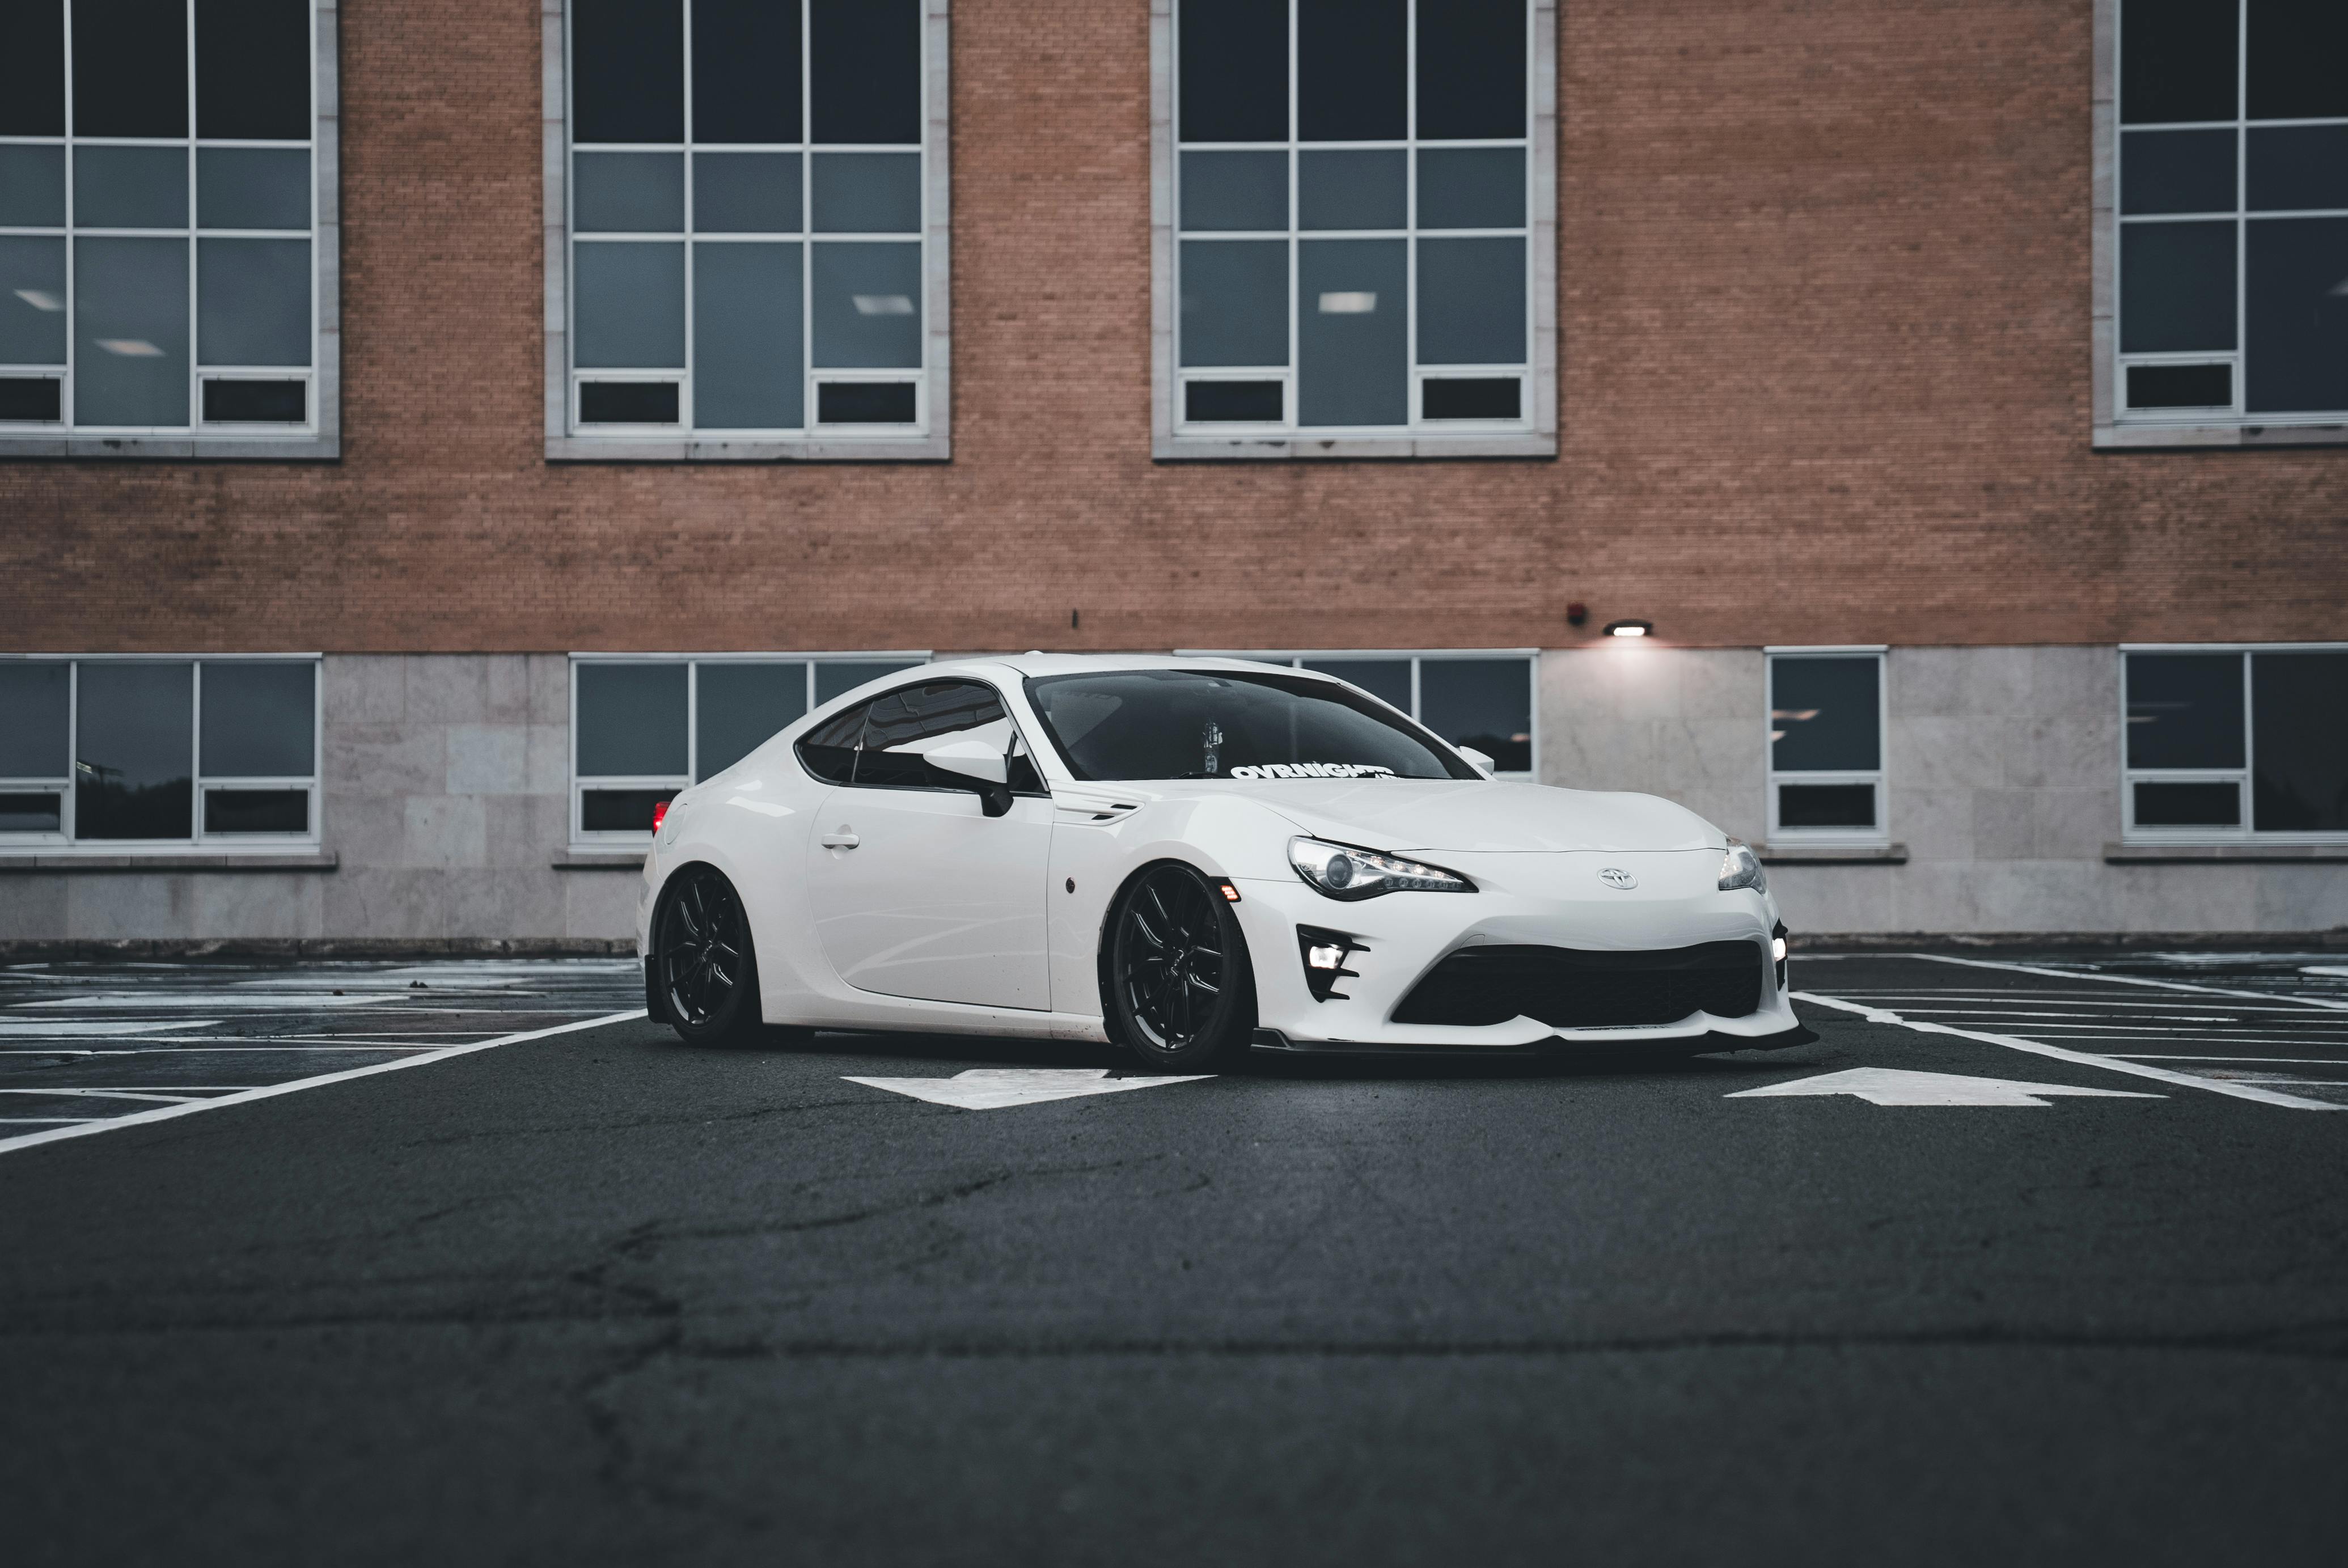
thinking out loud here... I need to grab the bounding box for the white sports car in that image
[636,654,1812,1069]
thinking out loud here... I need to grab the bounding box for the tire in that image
[1105,862,1257,1072]
[654,866,765,1046]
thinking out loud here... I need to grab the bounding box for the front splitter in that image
[1248,1023,1819,1057]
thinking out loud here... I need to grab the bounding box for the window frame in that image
[1174,648,1539,776]
[544,0,952,463]
[0,0,340,459]
[1764,646,1889,846]
[0,652,323,855]
[568,651,930,846]
[2119,642,2348,844]
[2093,0,2348,448]
[1150,0,1556,461]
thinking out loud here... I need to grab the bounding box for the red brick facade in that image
[3,0,2342,657]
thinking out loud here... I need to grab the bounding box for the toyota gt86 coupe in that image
[637,655,1812,1070]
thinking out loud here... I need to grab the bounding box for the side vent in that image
[1055,792,1144,824]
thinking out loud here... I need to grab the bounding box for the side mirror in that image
[1457,745,1497,778]
[926,739,1014,817]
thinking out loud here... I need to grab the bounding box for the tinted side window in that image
[796,700,869,784]
[854,680,1022,790]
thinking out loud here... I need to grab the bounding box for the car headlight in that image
[1288,837,1474,900]
[1718,838,1766,893]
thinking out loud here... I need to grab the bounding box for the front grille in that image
[1393,941,1765,1029]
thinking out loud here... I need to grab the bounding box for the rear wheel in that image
[1106,863,1256,1072]
[655,866,765,1045]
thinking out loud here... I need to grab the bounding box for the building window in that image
[552,0,947,459]
[570,654,926,841]
[1181,651,1537,774]
[0,656,320,850]
[0,0,335,454]
[1766,650,1886,842]
[2123,646,2348,840]
[2105,0,2348,437]
[1156,0,1554,457]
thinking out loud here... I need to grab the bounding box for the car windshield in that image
[1024,669,1478,782]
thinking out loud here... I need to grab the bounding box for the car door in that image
[802,678,1055,1010]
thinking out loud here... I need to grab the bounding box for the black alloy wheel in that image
[656,866,764,1044]
[1108,863,1255,1071]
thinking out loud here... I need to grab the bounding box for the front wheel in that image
[655,866,765,1045]
[1106,863,1257,1072]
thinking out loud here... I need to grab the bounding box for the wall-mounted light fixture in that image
[1566,601,1588,628]
[1603,620,1653,638]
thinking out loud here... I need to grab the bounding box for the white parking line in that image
[0,1008,647,1158]
[1791,993,2342,1111]
[1901,953,2348,1012]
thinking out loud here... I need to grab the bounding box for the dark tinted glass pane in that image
[1417,146,1524,228]
[1184,379,1282,421]
[2126,362,2231,409]
[2245,218,2348,414]
[2248,126,2348,212]
[0,144,67,228]
[73,0,187,137]
[0,792,64,833]
[0,378,64,421]
[1771,656,1880,772]
[794,704,862,782]
[1418,0,1526,139]
[200,660,313,776]
[197,147,309,230]
[0,662,71,775]
[815,380,916,422]
[1419,659,1531,772]
[0,0,66,134]
[2126,652,2243,767]
[573,240,686,367]
[2119,129,2236,214]
[202,376,304,421]
[1779,783,1877,829]
[1423,376,1520,418]
[197,236,311,366]
[196,0,311,141]
[2119,221,2237,353]
[75,662,193,841]
[2134,780,2240,826]
[854,680,1010,789]
[573,0,683,143]
[1298,0,1403,142]
[1026,669,1476,782]
[2251,651,2348,832]
[1179,0,1286,142]
[696,662,809,779]
[1298,149,1405,230]
[1301,658,1411,713]
[578,380,680,422]
[693,0,800,143]
[1417,236,1524,364]
[576,662,688,776]
[74,236,189,427]
[694,240,802,430]
[811,152,920,233]
[2247,0,2348,120]
[2119,0,2237,124]
[815,662,919,704]
[573,151,685,232]
[1,238,69,365]
[74,145,187,228]
[581,788,675,832]
[204,787,306,833]
[1298,238,1406,426]
[1180,151,1285,232]
[1179,240,1287,367]
[809,241,920,367]
[809,0,919,145]
[695,152,801,232]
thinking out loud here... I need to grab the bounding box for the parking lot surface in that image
[3,950,2345,1565]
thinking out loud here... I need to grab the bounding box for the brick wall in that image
[2,0,2341,658]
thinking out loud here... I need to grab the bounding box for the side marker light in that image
[651,801,669,832]
[1219,882,1242,902]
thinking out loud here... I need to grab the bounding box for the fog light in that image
[1308,943,1346,971]
[1296,925,1362,1002]
[1772,936,1787,963]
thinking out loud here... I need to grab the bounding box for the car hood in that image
[1232,778,1721,854]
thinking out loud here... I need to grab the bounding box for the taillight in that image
[651,800,669,832]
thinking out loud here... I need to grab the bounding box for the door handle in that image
[819,829,860,849]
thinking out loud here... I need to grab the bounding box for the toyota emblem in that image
[1597,867,1637,889]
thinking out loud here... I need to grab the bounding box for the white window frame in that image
[2094,0,2348,448]
[1152,0,1556,460]
[1174,647,1540,777]
[0,0,339,459]
[544,0,951,463]
[1764,647,1888,846]
[2119,642,2348,845]
[0,653,323,856]
[569,651,930,846]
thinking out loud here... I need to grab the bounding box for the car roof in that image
[923,652,1325,681]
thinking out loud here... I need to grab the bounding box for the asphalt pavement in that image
[3,950,2345,1565]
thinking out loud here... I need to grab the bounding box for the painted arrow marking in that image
[842,1066,1213,1111]
[1728,1067,2164,1107]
